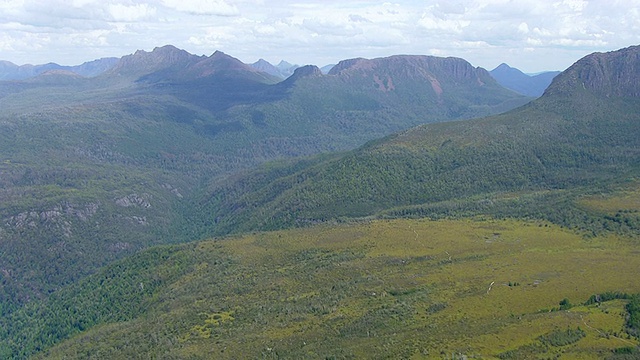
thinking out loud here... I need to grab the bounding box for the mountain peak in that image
[108,45,202,78]
[545,45,640,98]
[253,59,271,66]
[135,45,194,62]
[279,65,322,87]
[491,63,525,76]
[490,63,559,97]
[289,65,322,79]
[277,60,296,69]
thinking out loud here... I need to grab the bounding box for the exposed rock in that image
[545,45,640,98]
[129,216,148,226]
[115,193,152,208]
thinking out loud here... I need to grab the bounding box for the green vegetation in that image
[0,218,635,359]
[538,327,586,347]
[626,296,640,338]
[195,91,640,239]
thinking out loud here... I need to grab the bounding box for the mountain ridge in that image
[0,57,119,80]
[545,45,640,98]
[194,44,640,236]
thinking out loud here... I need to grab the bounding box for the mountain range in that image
[2,51,556,96]
[1,44,639,359]
[0,57,119,81]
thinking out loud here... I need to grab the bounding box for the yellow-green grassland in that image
[37,214,640,359]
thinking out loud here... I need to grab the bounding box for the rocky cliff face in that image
[105,45,204,79]
[546,45,640,98]
[322,55,508,105]
[329,55,491,84]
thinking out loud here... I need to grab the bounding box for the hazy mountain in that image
[104,45,205,80]
[320,63,335,74]
[0,58,118,80]
[250,58,283,78]
[276,60,299,77]
[249,58,304,79]
[490,63,561,97]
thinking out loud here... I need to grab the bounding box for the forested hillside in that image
[197,46,640,237]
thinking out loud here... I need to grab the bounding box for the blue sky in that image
[1,0,639,73]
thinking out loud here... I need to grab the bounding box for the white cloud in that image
[108,3,157,22]
[0,0,639,72]
[518,22,529,34]
[418,14,470,33]
[161,0,239,16]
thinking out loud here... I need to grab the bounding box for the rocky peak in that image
[279,65,323,87]
[328,58,369,75]
[290,65,323,78]
[107,45,202,78]
[328,55,491,89]
[545,45,640,98]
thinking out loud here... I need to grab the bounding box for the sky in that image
[0,0,639,73]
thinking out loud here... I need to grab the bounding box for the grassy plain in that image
[34,217,640,359]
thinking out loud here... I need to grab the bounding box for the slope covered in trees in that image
[196,46,640,237]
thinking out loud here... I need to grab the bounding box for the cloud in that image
[349,14,369,23]
[0,0,639,72]
[161,0,239,16]
[108,3,157,22]
[418,14,470,33]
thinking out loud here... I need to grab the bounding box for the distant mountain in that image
[276,60,299,77]
[320,64,335,74]
[250,58,283,78]
[249,59,301,79]
[0,58,118,80]
[104,45,205,80]
[197,45,640,236]
[23,70,86,85]
[490,63,560,97]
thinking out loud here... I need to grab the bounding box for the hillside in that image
[0,46,528,313]
[196,45,640,237]
[490,63,560,97]
[3,218,640,359]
